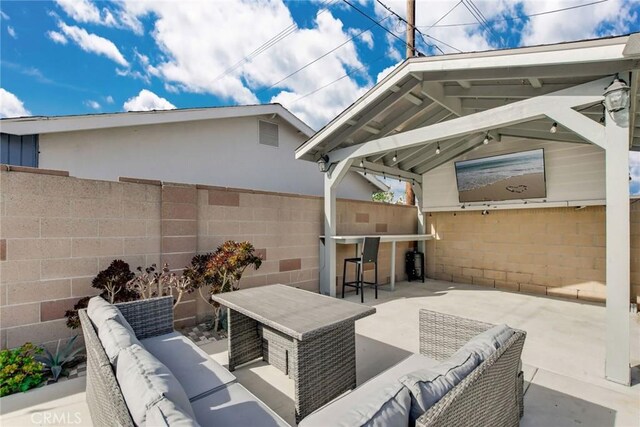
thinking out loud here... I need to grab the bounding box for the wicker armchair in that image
[79,296,174,427]
[416,309,526,427]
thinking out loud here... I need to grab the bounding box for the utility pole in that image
[405,0,416,205]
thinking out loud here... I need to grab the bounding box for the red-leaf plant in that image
[185,241,262,332]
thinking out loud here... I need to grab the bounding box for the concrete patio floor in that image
[1,279,639,426]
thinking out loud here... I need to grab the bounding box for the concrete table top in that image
[212,284,376,341]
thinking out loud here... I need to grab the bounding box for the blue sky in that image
[1,0,640,195]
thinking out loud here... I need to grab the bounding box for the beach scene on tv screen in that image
[455,149,546,203]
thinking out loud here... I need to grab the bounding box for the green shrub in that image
[0,343,45,397]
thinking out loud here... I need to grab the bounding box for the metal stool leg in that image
[360,263,364,303]
[342,259,347,298]
[374,261,378,299]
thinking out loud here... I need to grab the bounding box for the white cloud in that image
[520,0,635,46]
[373,0,637,57]
[47,30,68,44]
[57,22,129,66]
[0,11,9,20]
[376,63,399,83]
[7,26,16,38]
[54,0,143,34]
[118,0,369,129]
[123,89,176,111]
[85,100,101,109]
[105,95,114,104]
[0,88,31,118]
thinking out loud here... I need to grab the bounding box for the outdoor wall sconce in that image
[317,155,330,173]
[550,122,558,133]
[603,77,630,113]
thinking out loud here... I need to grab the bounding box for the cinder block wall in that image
[426,205,640,303]
[0,166,418,347]
[0,168,162,349]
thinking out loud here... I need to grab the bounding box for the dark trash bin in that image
[405,250,425,282]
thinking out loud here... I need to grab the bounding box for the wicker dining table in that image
[212,284,376,423]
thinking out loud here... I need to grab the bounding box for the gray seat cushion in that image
[116,344,195,425]
[146,396,201,427]
[87,296,134,334]
[190,383,289,427]
[458,324,515,361]
[97,318,141,366]
[400,350,480,422]
[299,353,439,427]
[141,331,236,400]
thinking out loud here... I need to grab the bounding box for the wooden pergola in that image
[296,34,640,386]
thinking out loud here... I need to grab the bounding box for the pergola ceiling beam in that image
[444,84,570,98]
[353,160,422,182]
[529,78,543,88]
[497,128,588,144]
[457,80,472,88]
[412,109,453,130]
[321,76,421,153]
[422,81,500,141]
[415,60,639,82]
[413,135,487,174]
[384,144,431,166]
[461,98,518,111]
[421,81,463,115]
[366,102,437,162]
[329,76,609,162]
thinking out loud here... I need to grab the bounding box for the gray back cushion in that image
[400,350,480,422]
[146,396,200,427]
[97,318,141,366]
[87,296,135,334]
[117,344,195,425]
[459,324,515,361]
[299,381,412,427]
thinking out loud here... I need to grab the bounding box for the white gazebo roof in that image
[303,33,639,388]
[296,34,640,178]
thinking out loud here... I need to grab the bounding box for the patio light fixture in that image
[392,151,397,162]
[317,155,330,173]
[435,142,441,155]
[603,76,630,113]
[483,134,490,145]
[550,122,558,133]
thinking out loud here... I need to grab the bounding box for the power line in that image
[423,0,462,32]
[342,0,425,56]
[256,15,389,96]
[374,0,458,54]
[417,0,608,29]
[290,53,389,104]
[461,0,501,46]
[211,0,338,85]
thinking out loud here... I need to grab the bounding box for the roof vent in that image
[259,120,279,147]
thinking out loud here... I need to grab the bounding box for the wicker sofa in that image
[300,309,526,427]
[79,296,288,427]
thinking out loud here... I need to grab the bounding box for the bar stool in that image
[342,237,380,303]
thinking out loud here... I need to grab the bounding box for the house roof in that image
[295,34,640,177]
[1,103,315,138]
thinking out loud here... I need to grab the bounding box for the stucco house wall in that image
[37,115,376,201]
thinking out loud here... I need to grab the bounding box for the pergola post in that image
[604,111,631,385]
[320,159,354,296]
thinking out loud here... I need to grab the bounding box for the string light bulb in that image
[392,151,397,162]
[483,135,490,145]
[359,160,364,167]
[550,122,558,134]
[435,143,440,155]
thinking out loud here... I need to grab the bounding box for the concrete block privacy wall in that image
[0,166,418,348]
[426,205,640,303]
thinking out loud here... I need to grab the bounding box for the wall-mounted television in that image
[454,148,546,203]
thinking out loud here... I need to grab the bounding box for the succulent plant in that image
[35,336,83,382]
